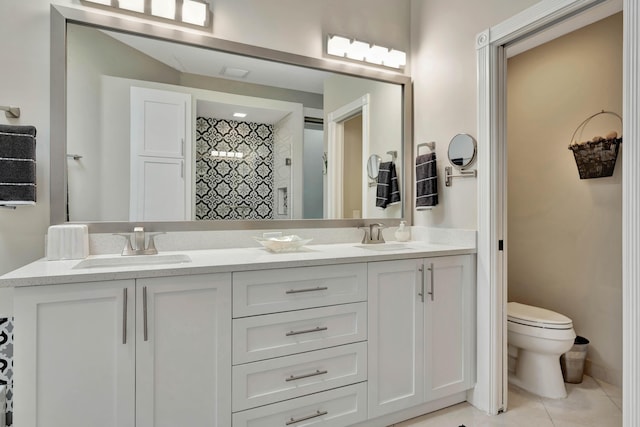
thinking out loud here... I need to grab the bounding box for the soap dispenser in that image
[394,221,411,242]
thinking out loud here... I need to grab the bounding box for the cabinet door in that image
[424,255,476,401]
[367,259,424,418]
[14,281,135,427]
[131,156,187,221]
[135,273,232,427]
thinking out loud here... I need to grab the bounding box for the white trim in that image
[474,0,621,416]
[326,94,371,219]
[622,2,640,425]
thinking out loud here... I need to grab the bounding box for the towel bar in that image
[445,166,477,187]
[0,106,20,118]
[0,205,18,210]
[417,141,435,154]
[66,153,83,160]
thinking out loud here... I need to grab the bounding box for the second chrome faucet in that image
[361,223,386,244]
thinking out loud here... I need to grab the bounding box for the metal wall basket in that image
[568,110,622,179]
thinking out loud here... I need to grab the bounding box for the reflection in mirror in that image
[447,133,477,169]
[367,154,382,180]
[52,5,413,230]
[64,22,404,223]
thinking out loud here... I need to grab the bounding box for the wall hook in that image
[1,106,20,118]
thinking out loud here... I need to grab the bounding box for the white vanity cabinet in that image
[367,255,476,418]
[135,274,232,427]
[13,273,232,427]
[231,263,369,427]
[14,280,136,427]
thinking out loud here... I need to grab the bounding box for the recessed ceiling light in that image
[233,112,247,118]
[221,67,250,79]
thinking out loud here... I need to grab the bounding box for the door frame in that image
[474,0,638,424]
[326,94,371,218]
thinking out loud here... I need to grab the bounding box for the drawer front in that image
[233,302,367,364]
[233,342,367,411]
[233,263,367,317]
[232,382,367,427]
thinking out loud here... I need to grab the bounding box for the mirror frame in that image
[51,5,413,232]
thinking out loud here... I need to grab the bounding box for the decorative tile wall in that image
[195,117,274,220]
[0,317,13,426]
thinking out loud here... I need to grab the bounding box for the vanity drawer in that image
[232,263,367,317]
[233,302,367,364]
[232,342,367,411]
[232,382,367,427]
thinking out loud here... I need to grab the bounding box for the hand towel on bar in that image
[0,125,37,205]
[416,152,438,209]
[376,161,401,209]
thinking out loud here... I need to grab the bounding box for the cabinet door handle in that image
[427,263,434,301]
[285,286,328,294]
[143,285,149,342]
[285,410,328,425]
[122,288,128,345]
[418,265,425,302]
[285,326,328,336]
[285,369,328,382]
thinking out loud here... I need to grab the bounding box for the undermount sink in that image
[73,254,192,269]
[355,243,412,251]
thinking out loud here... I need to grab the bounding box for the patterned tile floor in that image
[392,376,622,427]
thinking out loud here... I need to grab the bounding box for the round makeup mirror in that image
[447,134,477,169]
[367,154,382,179]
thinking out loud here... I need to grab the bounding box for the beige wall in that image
[507,13,623,386]
[0,0,411,276]
[410,0,539,228]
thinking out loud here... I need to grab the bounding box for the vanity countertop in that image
[0,241,476,288]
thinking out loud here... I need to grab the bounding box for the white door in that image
[367,258,424,418]
[130,87,191,221]
[424,255,476,401]
[135,274,232,427]
[134,156,185,221]
[13,281,135,427]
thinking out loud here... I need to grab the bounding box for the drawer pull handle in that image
[286,326,328,336]
[285,286,328,294]
[285,410,328,425]
[285,369,328,382]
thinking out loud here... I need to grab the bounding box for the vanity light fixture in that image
[326,35,406,69]
[210,150,244,160]
[82,0,212,28]
[233,112,247,118]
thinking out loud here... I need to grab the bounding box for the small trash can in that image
[560,336,589,384]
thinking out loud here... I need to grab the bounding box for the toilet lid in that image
[507,302,573,329]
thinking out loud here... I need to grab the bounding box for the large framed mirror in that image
[51,5,412,232]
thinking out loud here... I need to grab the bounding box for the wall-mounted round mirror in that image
[367,154,382,179]
[447,133,477,169]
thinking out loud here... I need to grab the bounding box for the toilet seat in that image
[507,302,573,330]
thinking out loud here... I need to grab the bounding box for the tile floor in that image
[392,376,622,427]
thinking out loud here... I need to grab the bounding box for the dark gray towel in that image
[376,161,401,209]
[416,152,438,209]
[0,125,37,204]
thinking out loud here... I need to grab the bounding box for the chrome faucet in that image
[361,223,386,244]
[115,227,164,256]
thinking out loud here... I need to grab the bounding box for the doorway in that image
[506,10,623,399]
[473,0,637,419]
[326,94,371,219]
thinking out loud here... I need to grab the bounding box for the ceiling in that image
[103,29,330,94]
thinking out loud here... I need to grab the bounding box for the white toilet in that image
[507,302,576,399]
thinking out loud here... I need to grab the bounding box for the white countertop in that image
[0,241,476,288]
